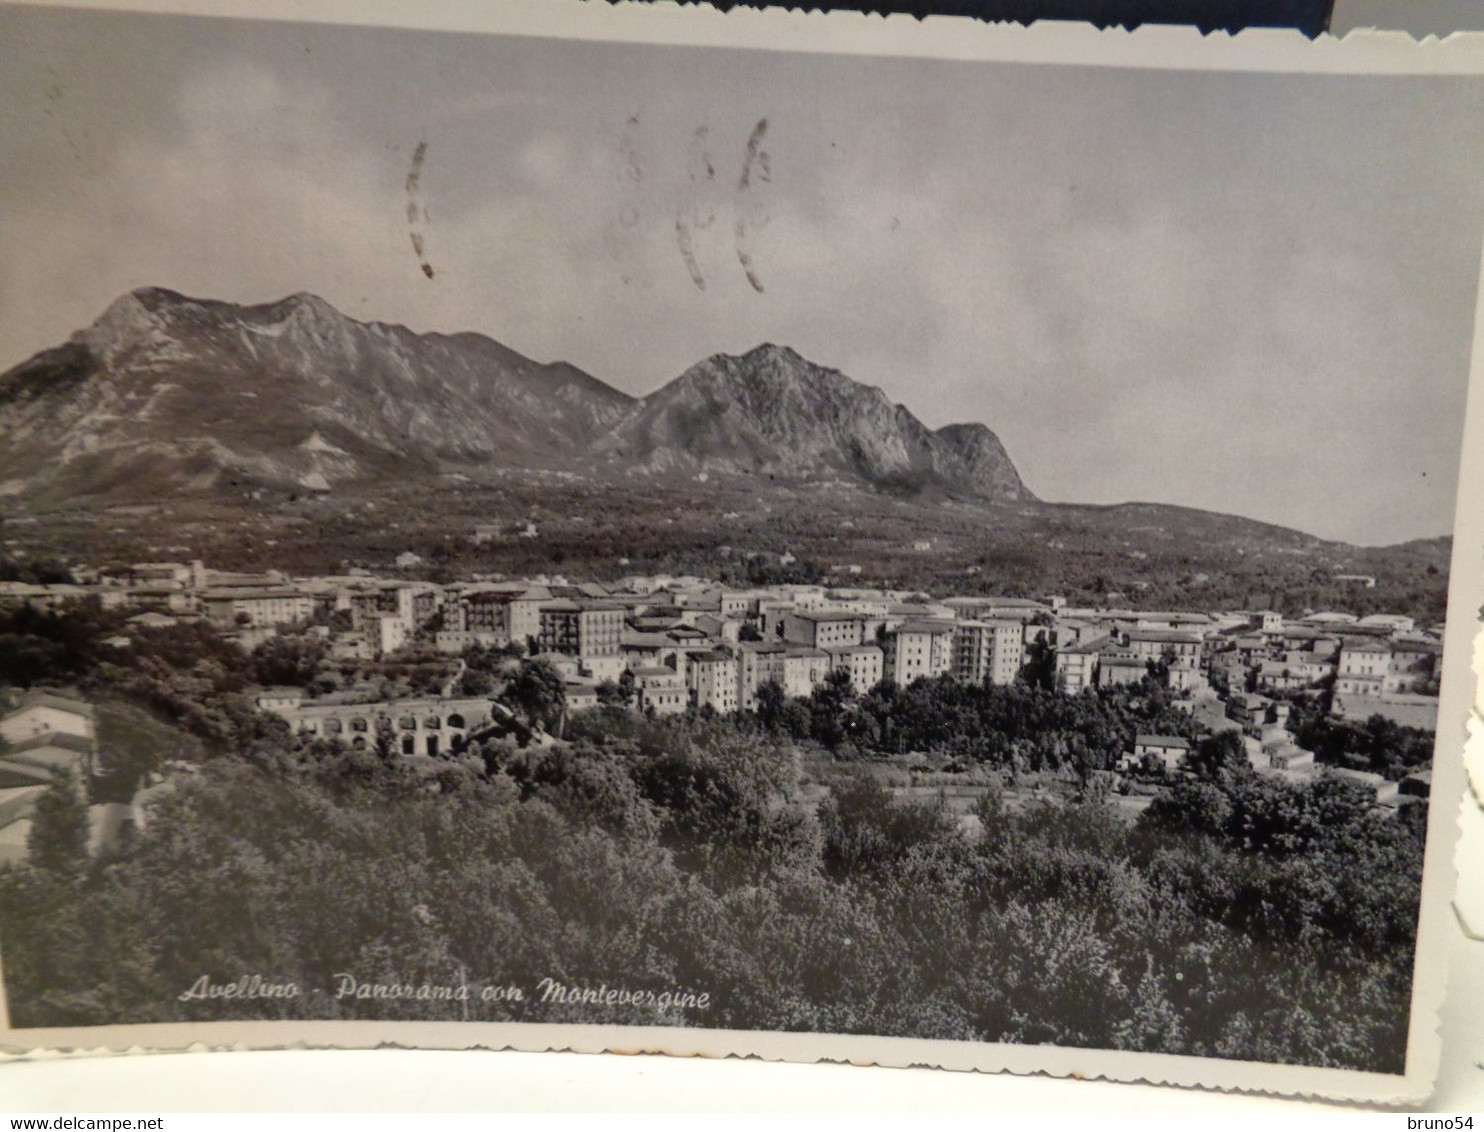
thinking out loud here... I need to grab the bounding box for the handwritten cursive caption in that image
[178,973,712,1014]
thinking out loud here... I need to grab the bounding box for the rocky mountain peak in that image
[76,288,183,364]
[262,291,342,326]
[934,421,1032,500]
[0,288,1033,507]
[738,342,803,366]
[687,344,889,408]
[607,343,1030,501]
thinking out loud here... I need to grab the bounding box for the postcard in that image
[0,0,1481,1105]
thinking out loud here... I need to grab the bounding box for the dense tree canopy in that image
[0,700,1423,1073]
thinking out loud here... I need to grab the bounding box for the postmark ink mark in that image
[734,219,764,294]
[675,218,707,291]
[405,140,435,279]
[739,118,770,190]
[689,125,716,183]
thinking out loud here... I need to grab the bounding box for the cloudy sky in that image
[1,5,1481,545]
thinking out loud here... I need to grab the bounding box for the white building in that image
[951,620,1023,686]
[882,622,954,686]
[824,643,884,692]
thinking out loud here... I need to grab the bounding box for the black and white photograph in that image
[0,0,1480,1104]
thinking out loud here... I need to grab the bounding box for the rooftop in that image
[7,692,96,721]
[893,621,955,636]
[788,609,866,622]
[689,650,734,663]
[201,588,308,601]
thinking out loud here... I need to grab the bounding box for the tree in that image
[753,680,788,733]
[808,668,855,750]
[1019,637,1057,691]
[596,670,637,709]
[1183,731,1252,786]
[250,635,327,689]
[456,668,495,698]
[27,769,89,875]
[1145,650,1173,688]
[502,659,567,735]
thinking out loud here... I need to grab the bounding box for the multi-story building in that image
[782,648,831,699]
[459,590,543,647]
[367,611,408,657]
[1124,629,1202,671]
[1336,641,1389,696]
[736,642,788,710]
[1055,635,1107,693]
[824,643,884,692]
[719,591,757,619]
[1280,648,1335,687]
[782,610,866,650]
[581,654,628,683]
[757,600,796,640]
[1387,638,1441,693]
[1227,691,1273,732]
[1256,659,1306,693]
[347,583,439,635]
[951,619,1024,686]
[538,600,625,660]
[632,666,689,716]
[687,650,739,714]
[201,588,313,629]
[881,621,954,686]
[1097,655,1149,688]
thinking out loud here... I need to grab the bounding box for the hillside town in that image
[0,547,1442,863]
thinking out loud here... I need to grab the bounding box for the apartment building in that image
[201,588,313,629]
[783,648,831,699]
[951,619,1024,686]
[824,643,884,692]
[687,650,739,714]
[882,621,954,686]
[736,642,788,711]
[538,600,625,660]
[781,610,866,650]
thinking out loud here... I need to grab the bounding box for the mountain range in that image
[0,288,1031,506]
